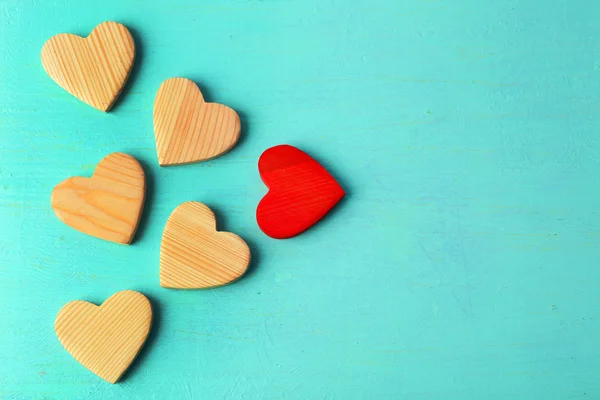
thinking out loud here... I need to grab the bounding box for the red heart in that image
[257,145,345,239]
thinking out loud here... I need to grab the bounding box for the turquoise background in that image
[1,0,599,398]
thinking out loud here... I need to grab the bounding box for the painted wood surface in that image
[1,0,600,399]
[257,144,345,239]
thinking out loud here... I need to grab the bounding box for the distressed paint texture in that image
[1,0,600,399]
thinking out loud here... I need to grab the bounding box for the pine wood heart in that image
[257,144,345,239]
[51,152,146,244]
[153,77,241,166]
[160,202,251,289]
[41,21,135,112]
[55,290,152,383]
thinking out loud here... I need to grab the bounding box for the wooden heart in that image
[257,145,345,239]
[51,152,146,244]
[55,290,152,383]
[153,77,241,166]
[41,21,135,112]
[160,202,250,289]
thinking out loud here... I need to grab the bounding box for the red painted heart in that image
[257,145,345,239]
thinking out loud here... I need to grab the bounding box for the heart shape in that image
[55,290,152,383]
[257,145,345,239]
[160,202,251,289]
[51,152,146,244]
[153,77,241,166]
[41,21,135,112]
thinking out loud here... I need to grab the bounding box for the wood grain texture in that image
[41,21,135,112]
[5,1,600,399]
[55,290,152,384]
[160,201,250,289]
[153,77,241,166]
[51,152,146,244]
[257,145,345,239]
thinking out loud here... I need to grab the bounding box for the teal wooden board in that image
[1,0,599,398]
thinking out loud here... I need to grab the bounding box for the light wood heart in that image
[51,152,146,244]
[41,21,135,112]
[160,202,251,289]
[55,290,152,384]
[153,77,241,166]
